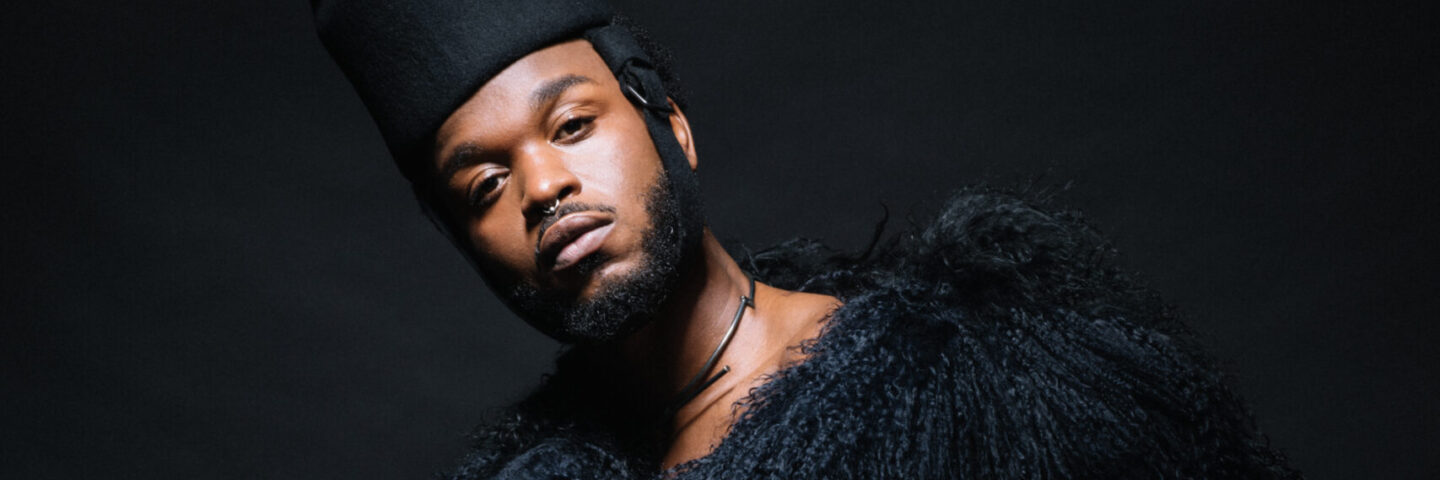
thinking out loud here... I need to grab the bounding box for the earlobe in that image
[666,99,698,171]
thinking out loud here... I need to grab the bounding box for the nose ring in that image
[541,199,559,216]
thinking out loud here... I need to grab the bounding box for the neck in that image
[617,230,754,402]
[611,229,840,467]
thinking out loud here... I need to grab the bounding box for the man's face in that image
[429,39,695,343]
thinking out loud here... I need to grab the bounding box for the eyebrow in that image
[439,142,485,184]
[436,75,597,183]
[530,74,595,111]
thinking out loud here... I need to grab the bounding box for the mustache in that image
[534,201,618,255]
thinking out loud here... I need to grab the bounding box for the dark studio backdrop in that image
[2,0,1435,478]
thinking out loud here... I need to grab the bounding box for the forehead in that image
[434,40,616,148]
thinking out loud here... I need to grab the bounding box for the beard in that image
[498,172,686,344]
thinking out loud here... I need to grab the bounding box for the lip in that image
[537,212,615,271]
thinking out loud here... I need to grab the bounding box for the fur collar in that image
[449,190,1297,479]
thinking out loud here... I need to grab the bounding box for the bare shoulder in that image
[755,284,839,364]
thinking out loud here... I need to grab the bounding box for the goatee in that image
[502,173,686,344]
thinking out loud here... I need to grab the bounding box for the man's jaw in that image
[496,174,685,344]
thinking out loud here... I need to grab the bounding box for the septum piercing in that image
[541,199,559,216]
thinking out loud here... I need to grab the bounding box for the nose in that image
[517,145,580,219]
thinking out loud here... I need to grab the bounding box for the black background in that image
[3,0,1436,478]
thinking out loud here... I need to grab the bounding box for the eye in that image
[467,170,509,207]
[552,116,595,144]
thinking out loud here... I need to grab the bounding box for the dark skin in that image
[430,40,839,468]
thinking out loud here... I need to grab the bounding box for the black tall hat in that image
[312,0,613,179]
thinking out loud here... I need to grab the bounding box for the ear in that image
[666,98,698,171]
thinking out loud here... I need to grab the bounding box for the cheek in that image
[466,210,534,278]
[570,123,662,199]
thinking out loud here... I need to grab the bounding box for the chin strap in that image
[662,275,756,421]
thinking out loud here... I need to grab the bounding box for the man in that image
[315,0,1298,477]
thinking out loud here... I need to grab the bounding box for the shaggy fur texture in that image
[448,190,1298,479]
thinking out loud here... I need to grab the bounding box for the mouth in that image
[537,212,616,272]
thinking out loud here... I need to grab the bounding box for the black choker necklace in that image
[662,275,756,420]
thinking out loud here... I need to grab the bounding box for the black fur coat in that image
[449,191,1298,479]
